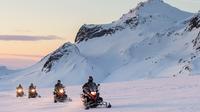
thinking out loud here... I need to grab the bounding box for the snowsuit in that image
[16,85,23,90]
[16,85,24,97]
[54,83,64,94]
[28,84,38,98]
[29,85,36,90]
[82,81,97,93]
[82,81,103,108]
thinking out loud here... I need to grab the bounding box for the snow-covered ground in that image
[1,75,200,112]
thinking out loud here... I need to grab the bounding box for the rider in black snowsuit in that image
[82,76,102,106]
[29,83,36,90]
[54,80,65,95]
[82,76,111,109]
[16,84,23,90]
[16,84,24,97]
[28,83,38,98]
[82,76,98,93]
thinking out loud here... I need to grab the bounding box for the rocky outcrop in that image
[192,31,200,51]
[42,42,80,73]
[75,24,124,43]
[187,13,200,31]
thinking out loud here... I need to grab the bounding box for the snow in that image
[191,57,200,74]
[1,76,200,112]
[0,1,200,111]
[117,0,191,25]
[0,66,15,76]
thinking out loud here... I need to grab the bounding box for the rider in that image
[28,83,37,97]
[82,76,102,108]
[82,76,99,94]
[29,83,37,94]
[55,80,64,88]
[82,76,97,92]
[16,84,24,97]
[82,76,111,109]
[29,83,36,90]
[16,84,23,90]
[54,80,65,95]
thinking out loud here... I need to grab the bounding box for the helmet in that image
[30,83,33,86]
[88,76,93,82]
[57,80,61,83]
[19,84,22,87]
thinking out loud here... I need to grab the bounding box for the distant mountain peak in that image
[0,66,7,70]
[119,0,190,22]
[75,0,192,43]
[0,66,14,76]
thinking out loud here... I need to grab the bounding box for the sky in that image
[0,0,199,69]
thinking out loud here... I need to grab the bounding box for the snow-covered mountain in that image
[75,0,191,43]
[1,0,200,88]
[0,66,15,76]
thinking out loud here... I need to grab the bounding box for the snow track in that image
[1,76,200,112]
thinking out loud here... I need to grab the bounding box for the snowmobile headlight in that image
[59,89,64,94]
[17,88,23,93]
[31,89,36,93]
[91,92,96,96]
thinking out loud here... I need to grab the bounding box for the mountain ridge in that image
[75,0,192,43]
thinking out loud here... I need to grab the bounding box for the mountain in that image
[0,66,15,76]
[75,0,191,43]
[1,0,200,88]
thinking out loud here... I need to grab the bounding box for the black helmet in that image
[30,83,33,86]
[88,76,93,82]
[57,80,61,83]
[19,84,22,87]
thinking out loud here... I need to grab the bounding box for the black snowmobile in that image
[53,87,72,103]
[81,83,111,110]
[16,86,24,97]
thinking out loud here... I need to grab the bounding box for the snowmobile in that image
[28,87,39,98]
[53,87,72,103]
[81,84,111,110]
[16,87,24,97]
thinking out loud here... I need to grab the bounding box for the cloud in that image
[15,29,32,33]
[0,35,63,41]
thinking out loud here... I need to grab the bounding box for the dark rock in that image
[75,24,124,43]
[192,31,200,51]
[124,17,139,28]
[187,14,200,31]
[42,42,79,73]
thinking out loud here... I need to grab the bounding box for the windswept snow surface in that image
[1,76,200,112]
